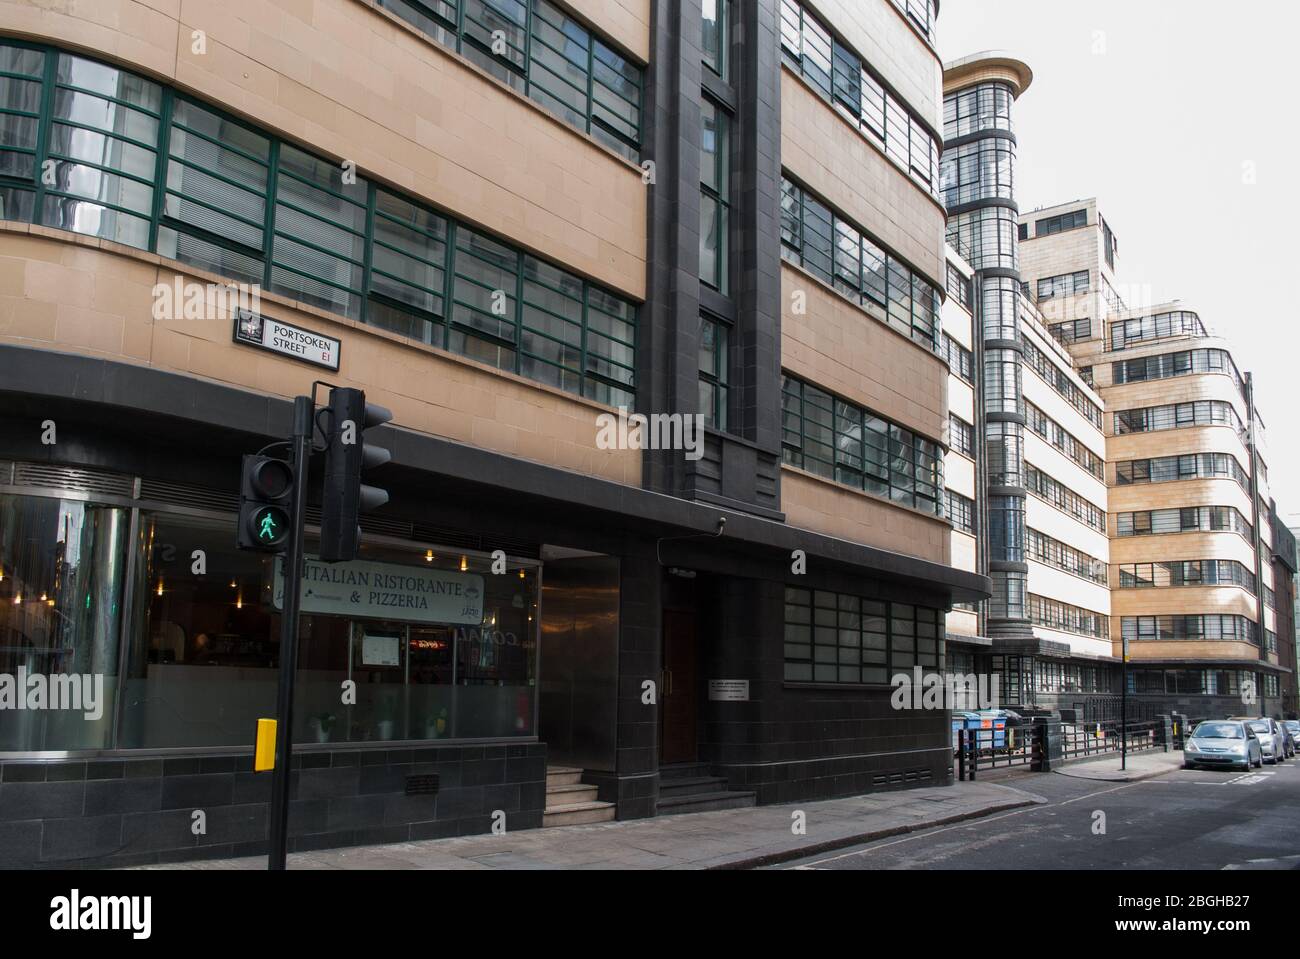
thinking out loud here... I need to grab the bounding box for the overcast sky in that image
[939,1,1300,526]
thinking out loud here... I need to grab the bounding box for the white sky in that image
[939,0,1300,526]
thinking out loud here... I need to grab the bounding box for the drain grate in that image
[405,774,440,796]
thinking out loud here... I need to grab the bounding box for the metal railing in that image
[955,724,1040,780]
[1060,720,1160,759]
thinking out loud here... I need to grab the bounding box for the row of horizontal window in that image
[1025,464,1106,532]
[1031,208,1087,238]
[1021,336,1104,428]
[1126,669,1262,696]
[939,137,1014,208]
[376,0,641,160]
[783,587,942,685]
[1109,310,1206,351]
[940,333,973,381]
[1121,615,1257,645]
[780,176,940,352]
[1028,593,1109,640]
[0,42,637,407]
[780,374,945,516]
[890,0,938,41]
[1024,400,1103,479]
[1113,452,1249,489]
[1027,527,1107,585]
[1047,318,1091,346]
[1114,505,1253,541]
[1036,270,1089,300]
[945,490,974,534]
[989,655,1110,697]
[1110,347,1242,393]
[945,262,972,310]
[780,0,940,200]
[1115,560,1256,591]
[1113,400,1244,438]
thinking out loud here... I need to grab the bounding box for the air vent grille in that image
[5,461,135,498]
[405,774,440,796]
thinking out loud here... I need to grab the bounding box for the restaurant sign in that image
[274,556,484,625]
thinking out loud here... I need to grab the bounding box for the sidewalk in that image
[1053,748,1184,783]
[140,780,1043,871]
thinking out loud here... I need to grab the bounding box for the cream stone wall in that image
[780,468,950,564]
[782,69,945,287]
[1108,531,1257,568]
[1125,640,1260,663]
[0,229,642,484]
[1108,478,1253,518]
[0,0,646,299]
[1106,425,1251,469]
[781,263,947,442]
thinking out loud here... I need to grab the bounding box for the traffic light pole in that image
[268,395,313,870]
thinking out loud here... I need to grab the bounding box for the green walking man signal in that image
[237,455,294,552]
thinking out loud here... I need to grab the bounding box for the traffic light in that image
[319,387,392,563]
[237,454,294,551]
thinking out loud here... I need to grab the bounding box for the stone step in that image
[545,782,600,807]
[656,790,757,816]
[657,775,732,798]
[658,763,713,781]
[545,765,584,787]
[542,800,617,827]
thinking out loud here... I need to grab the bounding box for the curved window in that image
[1110,310,1206,350]
[1122,615,1256,645]
[940,137,1014,207]
[943,82,1012,139]
[0,40,637,407]
[1111,348,1242,393]
[0,493,130,751]
[988,570,1026,621]
[986,420,1024,487]
[1116,560,1255,591]
[983,354,1023,415]
[947,205,1017,272]
[1113,401,1244,438]
[1115,506,1253,541]
[988,496,1025,563]
[1114,452,1249,489]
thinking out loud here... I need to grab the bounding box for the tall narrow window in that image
[699,97,729,293]
[698,313,729,430]
[702,0,728,79]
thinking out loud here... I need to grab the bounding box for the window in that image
[1026,528,1107,585]
[1021,337,1103,427]
[945,262,971,310]
[781,0,940,198]
[783,587,941,684]
[377,0,643,160]
[945,490,974,534]
[949,414,973,457]
[1025,464,1106,532]
[1102,218,1116,270]
[1111,348,1242,393]
[1023,400,1103,478]
[702,0,728,79]
[1048,319,1090,345]
[1114,452,1249,490]
[939,138,1014,207]
[0,40,639,408]
[1036,270,1090,300]
[1028,594,1108,640]
[1115,506,1253,541]
[782,374,944,515]
[1115,560,1255,591]
[947,206,1018,272]
[781,177,940,352]
[1034,209,1086,236]
[1109,311,1205,350]
[1121,616,1256,645]
[1112,401,1244,438]
[698,314,729,431]
[699,98,729,293]
[940,333,973,381]
[943,82,1011,139]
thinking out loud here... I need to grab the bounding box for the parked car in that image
[1238,718,1286,765]
[1279,722,1297,759]
[1183,720,1262,772]
[1283,720,1300,753]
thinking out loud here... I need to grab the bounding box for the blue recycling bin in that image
[952,711,981,752]
[974,709,1008,750]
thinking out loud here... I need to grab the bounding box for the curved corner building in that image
[941,54,1034,641]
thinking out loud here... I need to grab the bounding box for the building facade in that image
[1019,199,1289,719]
[0,0,986,866]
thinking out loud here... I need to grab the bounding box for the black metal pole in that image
[1121,656,1128,771]
[268,395,313,870]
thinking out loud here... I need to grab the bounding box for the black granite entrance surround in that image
[0,741,546,868]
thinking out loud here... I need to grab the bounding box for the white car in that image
[1183,721,1262,772]
[1243,718,1286,765]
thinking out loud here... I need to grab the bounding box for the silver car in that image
[1183,720,1262,772]
[1244,718,1286,765]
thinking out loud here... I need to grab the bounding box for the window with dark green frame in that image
[376,0,642,161]
[780,176,939,352]
[702,0,728,80]
[781,374,944,516]
[783,587,942,684]
[0,39,636,408]
[699,313,728,431]
[700,97,729,294]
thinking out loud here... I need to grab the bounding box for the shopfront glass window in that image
[0,494,129,750]
[120,510,540,748]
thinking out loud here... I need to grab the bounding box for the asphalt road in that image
[775,759,1300,870]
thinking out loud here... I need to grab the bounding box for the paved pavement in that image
[776,755,1300,870]
[137,780,1041,870]
[1054,748,1186,782]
